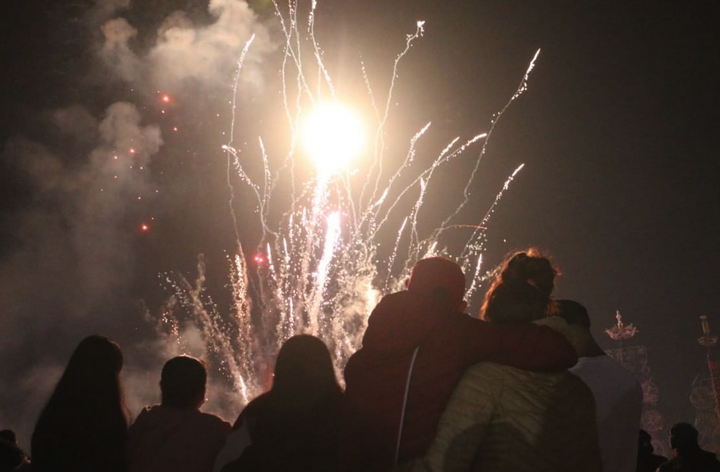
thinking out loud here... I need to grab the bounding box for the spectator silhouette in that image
[557,299,644,472]
[658,422,720,472]
[636,429,667,472]
[127,355,231,472]
[340,255,578,472]
[215,334,343,472]
[0,429,29,472]
[31,335,128,472]
[405,249,602,472]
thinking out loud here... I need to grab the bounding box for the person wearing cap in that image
[658,422,720,472]
[338,255,578,472]
[557,299,643,472]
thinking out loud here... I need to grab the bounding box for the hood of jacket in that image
[360,290,459,356]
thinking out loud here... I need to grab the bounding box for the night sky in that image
[2,0,719,452]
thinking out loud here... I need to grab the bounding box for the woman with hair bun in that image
[480,248,560,324]
[31,335,129,472]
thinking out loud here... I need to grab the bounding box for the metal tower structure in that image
[691,316,720,452]
[605,310,668,457]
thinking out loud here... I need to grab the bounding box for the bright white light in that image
[303,103,364,175]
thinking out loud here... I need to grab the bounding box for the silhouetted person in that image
[127,355,231,472]
[0,429,29,472]
[31,335,128,472]
[636,429,667,472]
[658,422,720,472]
[340,255,578,472]
[406,249,602,472]
[557,299,644,472]
[215,335,344,472]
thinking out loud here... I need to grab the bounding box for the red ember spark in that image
[140,224,149,232]
[253,254,265,264]
[161,95,170,103]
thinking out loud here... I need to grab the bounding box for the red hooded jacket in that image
[339,290,577,472]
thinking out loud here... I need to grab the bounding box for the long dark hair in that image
[226,335,343,471]
[270,334,343,407]
[481,248,559,324]
[31,335,129,472]
[234,334,343,428]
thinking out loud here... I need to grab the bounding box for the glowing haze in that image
[303,103,365,176]
[0,0,538,447]
[169,4,538,408]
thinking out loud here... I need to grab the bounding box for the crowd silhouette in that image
[2,249,719,472]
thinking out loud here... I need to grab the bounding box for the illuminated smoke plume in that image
[1,0,535,449]
[155,4,537,409]
[0,101,162,444]
[0,0,272,448]
[99,0,273,93]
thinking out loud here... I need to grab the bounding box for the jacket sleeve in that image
[126,408,147,465]
[213,424,252,472]
[459,315,577,371]
[404,364,500,472]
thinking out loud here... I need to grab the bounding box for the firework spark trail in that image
[256,137,276,239]
[164,255,252,400]
[360,58,381,126]
[225,34,257,244]
[358,121,431,228]
[385,216,408,288]
[163,3,540,401]
[459,163,525,263]
[308,212,341,332]
[228,253,255,403]
[465,253,484,301]
[307,1,336,102]
[372,132,486,238]
[361,21,426,211]
[439,49,541,233]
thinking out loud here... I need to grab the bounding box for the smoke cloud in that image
[99,0,273,93]
[1,0,273,449]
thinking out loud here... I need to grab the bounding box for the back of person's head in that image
[0,431,15,445]
[32,335,128,466]
[161,355,207,409]
[481,248,559,323]
[669,422,699,451]
[556,299,591,328]
[47,335,125,407]
[271,335,342,407]
[0,435,25,472]
[407,256,467,311]
[638,429,654,454]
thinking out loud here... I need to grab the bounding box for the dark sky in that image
[2,0,720,451]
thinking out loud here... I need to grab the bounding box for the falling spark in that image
[159,3,535,405]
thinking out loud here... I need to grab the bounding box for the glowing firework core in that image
[302,103,364,175]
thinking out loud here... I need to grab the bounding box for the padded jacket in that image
[410,362,602,472]
[339,291,578,472]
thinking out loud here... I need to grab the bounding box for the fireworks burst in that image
[157,1,539,405]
